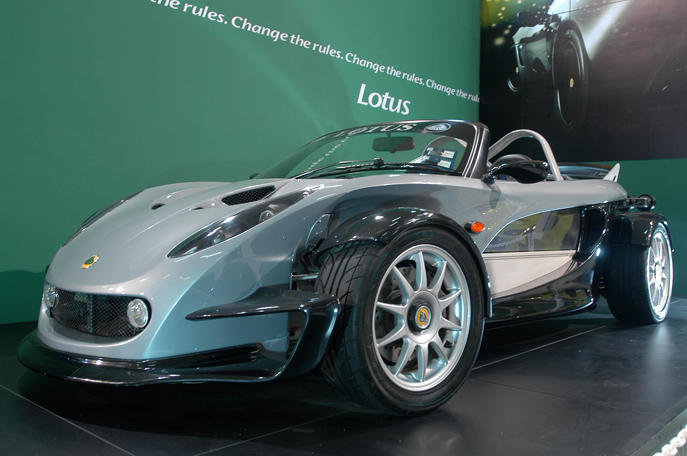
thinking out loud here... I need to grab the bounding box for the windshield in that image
[257,121,479,179]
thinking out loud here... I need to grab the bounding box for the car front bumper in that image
[18,288,339,385]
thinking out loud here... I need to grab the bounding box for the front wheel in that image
[605,223,674,324]
[316,228,485,415]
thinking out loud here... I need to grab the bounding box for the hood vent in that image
[222,186,276,206]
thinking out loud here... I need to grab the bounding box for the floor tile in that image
[1,299,685,456]
[0,322,34,360]
[0,385,131,456]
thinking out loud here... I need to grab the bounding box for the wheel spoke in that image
[376,301,406,318]
[376,323,406,348]
[440,316,463,332]
[410,252,427,291]
[414,344,429,382]
[654,245,664,265]
[429,261,447,296]
[439,289,462,311]
[652,285,661,306]
[392,266,415,302]
[430,334,449,366]
[393,338,415,376]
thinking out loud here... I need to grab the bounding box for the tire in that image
[507,47,521,94]
[552,28,589,131]
[316,228,485,415]
[605,223,674,325]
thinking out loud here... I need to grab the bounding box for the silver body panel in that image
[21,120,643,387]
[39,173,625,360]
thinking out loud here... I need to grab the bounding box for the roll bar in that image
[487,129,564,182]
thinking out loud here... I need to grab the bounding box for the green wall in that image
[0,1,481,324]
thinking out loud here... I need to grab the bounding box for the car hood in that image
[48,178,314,287]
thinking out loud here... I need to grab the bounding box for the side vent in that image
[222,186,275,206]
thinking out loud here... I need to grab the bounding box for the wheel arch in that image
[602,212,673,324]
[607,212,672,248]
[553,19,588,55]
[599,211,672,300]
[555,18,584,38]
[314,207,493,318]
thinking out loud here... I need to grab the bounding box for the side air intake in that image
[222,186,275,206]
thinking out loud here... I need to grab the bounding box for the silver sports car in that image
[19,120,673,415]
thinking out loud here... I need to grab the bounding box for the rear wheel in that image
[552,28,589,131]
[316,228,484,415]
[605,223,673,324]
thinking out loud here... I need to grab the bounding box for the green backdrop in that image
[0,0,481,323]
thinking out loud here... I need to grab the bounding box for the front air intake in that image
[50,289,149,338]
[222,186,275,206]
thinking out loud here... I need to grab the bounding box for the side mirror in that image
[482,161,550,184]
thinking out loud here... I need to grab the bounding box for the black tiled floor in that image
[2,298,686,456]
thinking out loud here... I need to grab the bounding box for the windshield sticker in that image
[425,147,456,159]
[420,154,455,169]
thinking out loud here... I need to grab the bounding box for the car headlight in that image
[63,191,141,246]
[168,186,322,258]
[43,283,58,308]
[127,299,150,329]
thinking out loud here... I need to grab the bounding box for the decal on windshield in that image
[425,123,452,132]
[425,147,456,159]
[327,123,418,138]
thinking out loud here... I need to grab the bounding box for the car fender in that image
[607,212,671,248]
[315,207,493,317]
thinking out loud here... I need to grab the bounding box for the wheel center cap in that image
[415,305,432,330]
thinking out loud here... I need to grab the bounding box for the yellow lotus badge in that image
[82,255,99,269]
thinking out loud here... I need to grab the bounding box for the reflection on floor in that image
[1,299,686,456]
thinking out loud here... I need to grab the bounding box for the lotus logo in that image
[426,123,451,132]
[415,306,431,329]
[82,255,99,269]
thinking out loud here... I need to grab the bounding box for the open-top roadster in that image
[19,120,673,415]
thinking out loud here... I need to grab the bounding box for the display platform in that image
[1,298,685,456]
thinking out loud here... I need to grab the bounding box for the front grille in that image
[222,186,275,206]
[50,289,148,338]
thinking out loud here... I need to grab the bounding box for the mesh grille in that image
[222,186,275,206]
[50,289,148,338]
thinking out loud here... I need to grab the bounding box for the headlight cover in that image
[168,186,322,258]
[127,299,150,329]
[43,283,58,308]
[63,191,141,247]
